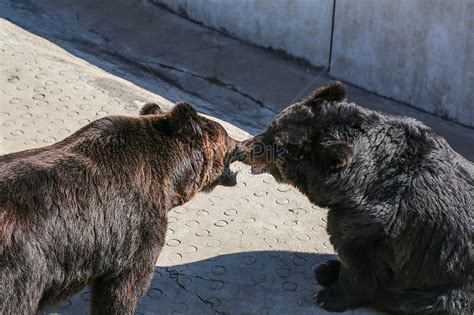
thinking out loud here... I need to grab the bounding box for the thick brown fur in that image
[0,102,238,314]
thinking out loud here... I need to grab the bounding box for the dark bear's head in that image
[234,82,357,206]
[236,81,352,181]
[236,81,434,206]
[140,102,239,192]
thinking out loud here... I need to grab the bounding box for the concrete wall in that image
[330,0,474,128]
[153,0,333,68]
[155,0,474,128]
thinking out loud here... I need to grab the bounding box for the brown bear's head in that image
[141,102,239,192]
[235,82,354,189]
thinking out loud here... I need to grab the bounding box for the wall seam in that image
[328,0,337,71]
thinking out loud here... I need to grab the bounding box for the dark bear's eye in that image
[275,146,287,162]
[282,144,305,162]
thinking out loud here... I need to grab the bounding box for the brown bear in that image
[236,82,473,314]
[0,102,238,314]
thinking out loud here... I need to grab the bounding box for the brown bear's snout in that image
[202,136,240,191]
[215,136,241,187]
[231,142,248,163]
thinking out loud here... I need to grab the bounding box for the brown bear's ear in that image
[140,103,163,115]
[169,102,202,137]
[319,141,353,172]
[306,81,347,106]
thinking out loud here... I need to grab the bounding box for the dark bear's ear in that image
[169,102,202,137]
[305,81,347,105]
[140,103,163,115]
[318,141,353,172]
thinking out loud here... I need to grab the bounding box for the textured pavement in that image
[1,1,472,314]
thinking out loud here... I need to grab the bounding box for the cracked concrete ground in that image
[1,0,473,314]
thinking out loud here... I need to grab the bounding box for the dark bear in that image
[236,82,473,314]
[0,102,238,314]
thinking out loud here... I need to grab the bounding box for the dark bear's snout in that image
[234,135,266,164]
[234,135,277,175]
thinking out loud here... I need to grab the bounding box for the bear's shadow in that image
[45,251,379,314]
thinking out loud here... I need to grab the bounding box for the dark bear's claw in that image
[314,287,352,312]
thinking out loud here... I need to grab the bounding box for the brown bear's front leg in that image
[91,266,155,315]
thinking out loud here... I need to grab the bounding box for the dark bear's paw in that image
[314,259,340,287]
[314,287,353,312]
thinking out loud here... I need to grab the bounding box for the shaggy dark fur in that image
[0,102,238,314]
[237,82,474,314]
